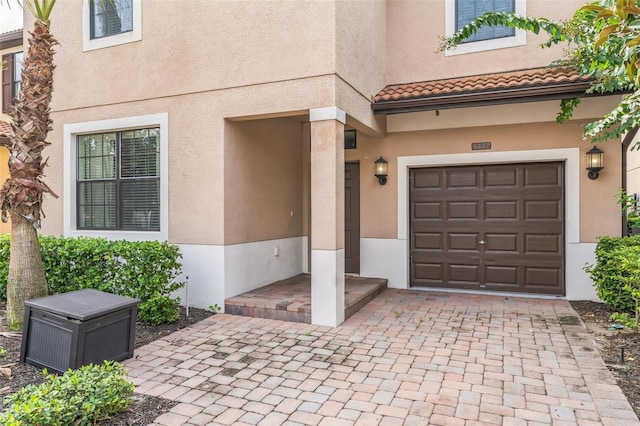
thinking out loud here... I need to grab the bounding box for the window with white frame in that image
[83,0,141,51]
[64,113,168,241]
[77,128,160,231]
[445,0,525,55]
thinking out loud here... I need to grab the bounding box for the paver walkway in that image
[123,290,640,425]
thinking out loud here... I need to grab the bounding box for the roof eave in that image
[0,29,23,50]
[372,81,594,115]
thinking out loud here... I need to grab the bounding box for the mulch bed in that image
[0,304,213,425]
[570,301,640,418]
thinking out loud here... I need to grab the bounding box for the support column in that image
[309,107,345,327]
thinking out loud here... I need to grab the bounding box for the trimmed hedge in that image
[0,235,185,324]
[584,235,640,313]
[0,361,133,426]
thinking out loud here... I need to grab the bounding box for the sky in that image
[0,1,23,33]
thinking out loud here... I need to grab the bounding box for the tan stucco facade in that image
[38,1,629,324]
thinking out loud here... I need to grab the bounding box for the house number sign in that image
[472,142,491,150]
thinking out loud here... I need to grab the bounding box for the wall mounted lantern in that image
[375,157,388,185]
[586,146,604,180]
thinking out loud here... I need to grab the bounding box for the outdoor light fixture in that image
[586,146,604,180]
[375,156,388,185]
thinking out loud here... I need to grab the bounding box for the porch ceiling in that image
[372,67,595,115]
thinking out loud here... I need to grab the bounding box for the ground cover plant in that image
[0,361,133,426]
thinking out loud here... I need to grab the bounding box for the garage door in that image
[410,162,564,295]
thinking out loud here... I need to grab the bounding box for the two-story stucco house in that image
[33,0,633,326]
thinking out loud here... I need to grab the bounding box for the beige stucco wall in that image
[224,118,304,245]
[48,1,339,113]
[386,0,585,84]
[346,118,622,243]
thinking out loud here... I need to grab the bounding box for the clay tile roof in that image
[0,120,10,137]
[372,67,594,114]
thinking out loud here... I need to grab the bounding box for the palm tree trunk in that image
[6,215,47,329]
[1,19,58,329]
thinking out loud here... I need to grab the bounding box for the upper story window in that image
[456,0,515,43]
[90,0,133,39]
[77,128,160,231]
[2,51,23,113]
[445,0,526,55]
[83,0,142,51]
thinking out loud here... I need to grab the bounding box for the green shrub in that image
[0,361,133,426]
[0,235,185,324]
[584,235,640,313]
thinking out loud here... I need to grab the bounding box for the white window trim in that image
[63,113,169,241]
[82,0,142,52]
[444,0,526,56]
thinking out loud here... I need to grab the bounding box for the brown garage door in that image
[410,162,564,295]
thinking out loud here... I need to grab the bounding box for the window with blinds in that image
[77,128,160,231]
[89,0,134,39]
[456,0,515,43]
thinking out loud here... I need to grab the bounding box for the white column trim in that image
[311,249,345,327]
[309,107,346,124]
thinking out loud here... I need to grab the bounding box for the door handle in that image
[478,240,486,245]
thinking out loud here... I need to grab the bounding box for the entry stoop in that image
[225,274,387,324]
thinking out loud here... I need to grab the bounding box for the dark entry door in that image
[345,163,360,274]
[410,162,564,295]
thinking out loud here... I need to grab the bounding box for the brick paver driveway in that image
[124,290,640,425]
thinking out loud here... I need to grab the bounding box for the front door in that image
[345,162,360,274]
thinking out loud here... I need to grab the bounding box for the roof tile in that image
[0,120,11,136]
[373,67,591,104]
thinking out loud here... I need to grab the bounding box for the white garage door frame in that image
[396,148,580,293]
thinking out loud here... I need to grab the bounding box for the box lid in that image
[25,289,140,321]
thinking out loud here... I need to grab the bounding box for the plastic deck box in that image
[20,289,139,374]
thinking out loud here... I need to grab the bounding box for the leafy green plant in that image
[584,236,640,323]
[617,188,640,235]
[611,312,639,329]
[0,361,133,426]
[208,303,221,313]
[0,235,185,324]
[0,348,6,358]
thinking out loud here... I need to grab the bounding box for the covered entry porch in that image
[225,274,387,324]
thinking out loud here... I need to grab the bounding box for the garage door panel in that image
[524,164,562,186]
[485,167,518,187]
[447,202,478,219]
[414,169,443,189]
[449,264,480,283]
[448,233,480,251]
[486,201,518,220]
[410,162,564,295]
[485,266,518,285]
[484,233,518,252]
[525,267,562,290]
[447,169,480,188]
[414,233,442,250]
[525,234,561,253]
[525,200,561,219]
[414,202,441,220]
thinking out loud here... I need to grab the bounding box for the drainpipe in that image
[621,127,639,236]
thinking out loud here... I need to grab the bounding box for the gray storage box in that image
[20,289,139,374]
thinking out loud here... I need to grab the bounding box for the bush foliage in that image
[584,235,640,315]
[0,235,184,324]
[0,361,133,426]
